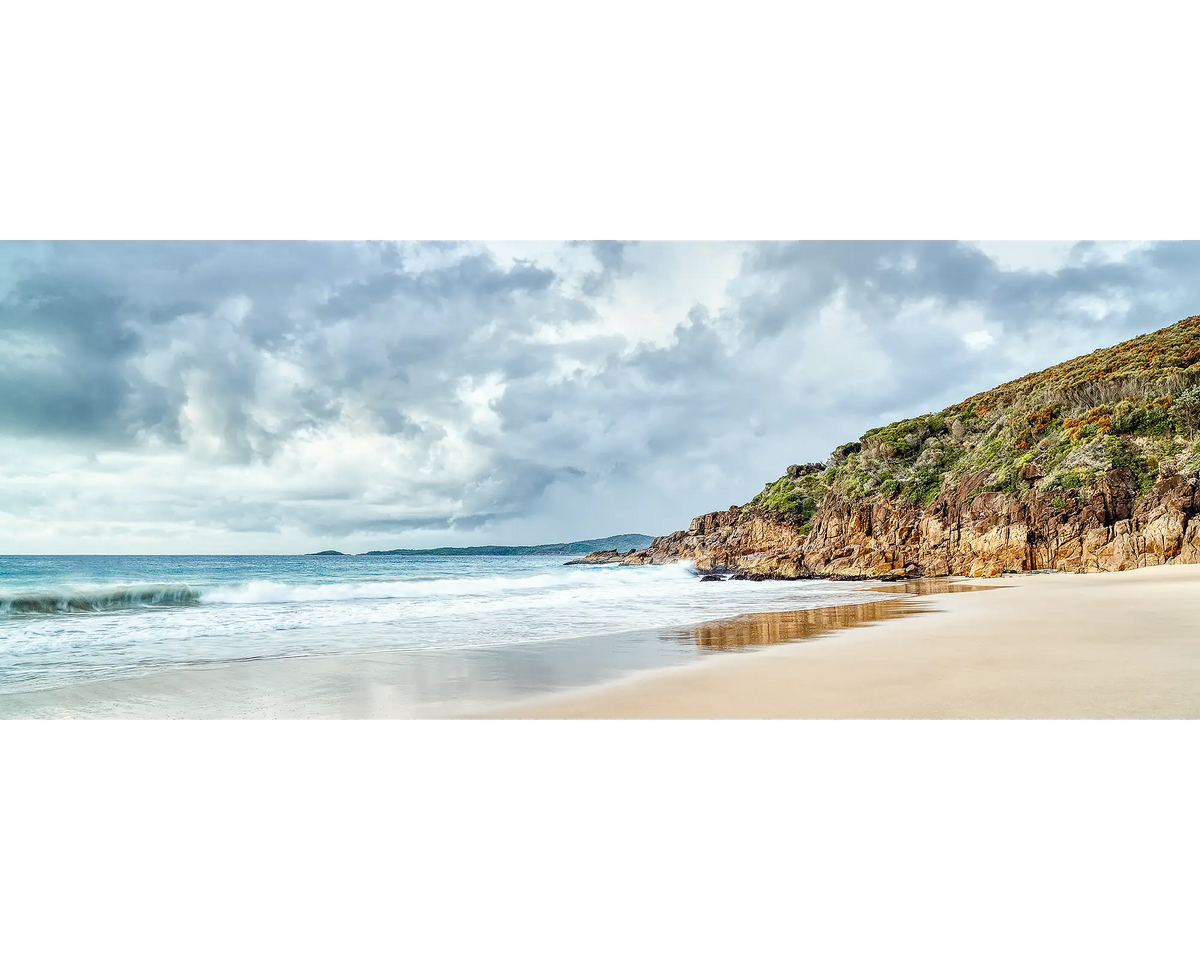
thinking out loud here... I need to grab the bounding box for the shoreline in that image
[481,564,1200,719]
[6,565,1199,718]
[0,581,894,718]
[0,586,911,719]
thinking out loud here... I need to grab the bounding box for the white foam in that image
[202,562,697,605]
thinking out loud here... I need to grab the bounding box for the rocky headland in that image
[577,315,1200,579]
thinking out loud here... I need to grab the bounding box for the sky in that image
[2,239,1199,554]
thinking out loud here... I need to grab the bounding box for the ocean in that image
[0,554,889,717]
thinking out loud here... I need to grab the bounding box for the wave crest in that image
[0,584,202,616]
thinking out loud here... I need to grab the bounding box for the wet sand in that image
[485,564,1200,718]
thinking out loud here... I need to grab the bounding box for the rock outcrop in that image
[587,468,1200,579]
[564,549,640,565]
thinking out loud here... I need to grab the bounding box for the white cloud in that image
[968,241,1075,273]
[1064,292,1130,322]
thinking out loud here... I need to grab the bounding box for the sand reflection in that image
[658,597,931,651]
[663,578,1006,651]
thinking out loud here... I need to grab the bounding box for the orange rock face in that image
[592,469,1200,579]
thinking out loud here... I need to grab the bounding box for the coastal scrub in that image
[751,315,1200,518]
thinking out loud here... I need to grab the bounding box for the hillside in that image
[595,315,1200,578]
[361,534,654,557]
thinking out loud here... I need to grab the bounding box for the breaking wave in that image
[0,584,202,616]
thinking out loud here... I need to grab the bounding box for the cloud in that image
[2,240,1199,552]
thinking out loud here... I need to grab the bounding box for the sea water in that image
[0,554,885,716]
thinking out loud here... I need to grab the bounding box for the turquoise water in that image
[0,554,880,713]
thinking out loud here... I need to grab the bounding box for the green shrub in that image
[1173,386,1200,438]
[1115,412,1140,433]
[1141,400,1175,436]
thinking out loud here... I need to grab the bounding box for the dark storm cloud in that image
[2,240,1199,548]
[313,250,554,322]
[736,241,1200,339]
[0,271,155,438]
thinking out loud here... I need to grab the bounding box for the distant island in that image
[306,534,654,557]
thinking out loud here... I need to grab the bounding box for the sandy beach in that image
[485,564,1200,718]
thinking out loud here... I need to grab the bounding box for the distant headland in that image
[306,534,654,558]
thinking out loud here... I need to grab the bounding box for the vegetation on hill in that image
[749,315,1200,521]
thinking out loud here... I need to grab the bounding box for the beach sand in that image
[484,564,1200,719]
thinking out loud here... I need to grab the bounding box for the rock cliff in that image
[625,466,1200,579]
